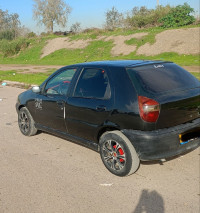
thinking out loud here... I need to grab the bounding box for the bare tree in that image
[105,7,124,30]
[70,22,81,34]
[11,13,21,38]
[0,9,11,31]
[19,25,31,37]
[33,0,71,33]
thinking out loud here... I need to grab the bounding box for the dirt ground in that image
[0,64,199,74]
[40,27,200,57]
[0,86,199,213]
[0,64,61,73]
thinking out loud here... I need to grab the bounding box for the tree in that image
[33,0,71,33]
[11,13,21,39]
[105,7,124,30]
[0,9,21,40]
[70,22,81,34]
[126,6,152,28]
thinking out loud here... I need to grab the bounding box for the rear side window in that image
[127,63,200,94]
[74,68,111,99]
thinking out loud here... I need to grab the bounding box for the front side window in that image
[74,68,111,99]
[45,68,76,95]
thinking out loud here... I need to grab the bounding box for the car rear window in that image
[126,63,200,94]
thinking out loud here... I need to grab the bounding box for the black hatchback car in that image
[16,60,200,176]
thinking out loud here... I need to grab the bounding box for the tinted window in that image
[45,68,76,95]
[127,63,200,94]
[74,68,111,99]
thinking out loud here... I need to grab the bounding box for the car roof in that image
[70,60,170,68]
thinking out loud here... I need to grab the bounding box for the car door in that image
[66,67,113,141]
[34,67,77,132]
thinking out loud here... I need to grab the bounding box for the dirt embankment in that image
[41,27,200,58]
[41,33,148,58]
[137,28,200,56]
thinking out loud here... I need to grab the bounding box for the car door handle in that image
[96,105,106,112]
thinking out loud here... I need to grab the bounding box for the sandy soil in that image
[40,27,200,57]
[137,28,200,56]
[0,86,199,213]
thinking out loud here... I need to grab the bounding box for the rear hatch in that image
[127,62,200,129]
[155,88,200,128]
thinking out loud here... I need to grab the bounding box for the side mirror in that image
[32,86,40,93]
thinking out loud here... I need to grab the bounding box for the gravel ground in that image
[0,86,199,213]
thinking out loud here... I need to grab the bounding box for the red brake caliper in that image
[113,145,124,162]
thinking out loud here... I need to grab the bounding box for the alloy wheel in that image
[19,111,30,134]
[102,140,126,171]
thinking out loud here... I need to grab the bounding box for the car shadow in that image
[133,189,165,213]
[37,131,100,153]
[35,130,43,135]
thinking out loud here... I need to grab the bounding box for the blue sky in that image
[0,0,199,33]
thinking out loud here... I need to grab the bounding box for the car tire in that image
[99,130,140,177]
[18,107,37,136]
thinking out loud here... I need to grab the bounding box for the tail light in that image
[138,96,160,123]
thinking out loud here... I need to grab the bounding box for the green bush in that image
[0,38,30,57]
[149,5,172,26]
[126,5,173,28]
[0,30,15,40]
[27,32,37,38]
[126,6,151,28]
[159,3,195,28]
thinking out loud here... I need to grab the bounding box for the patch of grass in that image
[39,40,114,65]
[113,51,200,66]
[0,70,50,85]
[125,29,161,48]
[69,33,98,41]
[0,38,31,57]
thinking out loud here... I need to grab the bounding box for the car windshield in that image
[126,63,200,94]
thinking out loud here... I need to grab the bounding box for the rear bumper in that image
[122,118,200,161]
